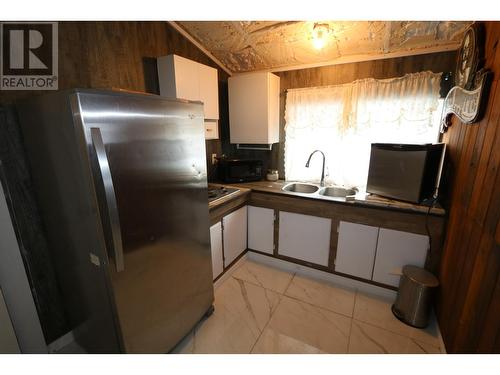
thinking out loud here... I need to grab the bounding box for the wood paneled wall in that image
[437,21,500,353]
[268,52,457,177]
[0,21,228,176]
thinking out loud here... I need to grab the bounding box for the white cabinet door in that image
[210,222,224,280]
[158,55,198,100]
[372,228,429,287]
[228,72,279,144]
[278,211,331,266]
[248,206,274,254]
[335,221,379,279]
[223,206,248,267]
[158,54,219,120]
[173,56,199,101]
[157,55,176,98]
[198,64,219,120]
[158,55,219,139]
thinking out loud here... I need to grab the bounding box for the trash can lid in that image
[402,265,439,287]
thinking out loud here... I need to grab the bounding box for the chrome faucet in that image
[305,150,326,187]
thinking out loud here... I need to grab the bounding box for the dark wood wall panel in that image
[269,51,457,177]
[0,21,228,176]
[437,21,500,353]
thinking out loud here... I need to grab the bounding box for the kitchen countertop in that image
[226,180,446,216]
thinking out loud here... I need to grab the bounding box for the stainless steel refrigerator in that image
[15,89,214,353]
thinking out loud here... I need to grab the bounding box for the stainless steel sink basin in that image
[319,186,357,198]
[282,183,319,194]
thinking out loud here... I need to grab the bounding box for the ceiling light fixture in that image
[312,23,330,50]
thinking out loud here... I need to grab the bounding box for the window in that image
[284,71,443,189]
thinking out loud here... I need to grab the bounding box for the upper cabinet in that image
[228,72,280,145]
[157,54,219,139]
[197,63,219,121]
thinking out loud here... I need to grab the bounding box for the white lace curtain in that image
[284,71,443,189]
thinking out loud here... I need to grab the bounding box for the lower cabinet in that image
[222,205,248,267]
[209,200,430,289]
[209,222,223,280]
[372,228,429,287]
[278,211,331,267]
[335,220,429,287]
[335,221,379,279]
[248,206,274,254]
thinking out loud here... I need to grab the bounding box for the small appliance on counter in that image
[366,143,445,204]
[266,169,279,181]
[217,158,263,183]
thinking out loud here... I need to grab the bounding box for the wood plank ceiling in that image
[176,21,472,73]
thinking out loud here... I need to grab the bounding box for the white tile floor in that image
[172,258,444,354]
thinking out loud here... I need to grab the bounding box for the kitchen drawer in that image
[205,121,219,140]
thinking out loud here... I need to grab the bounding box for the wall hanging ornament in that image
[440,23,493,133]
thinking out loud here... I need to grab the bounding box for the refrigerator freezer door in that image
[79,92,214,353]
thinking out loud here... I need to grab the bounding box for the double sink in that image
[282,182,357,200]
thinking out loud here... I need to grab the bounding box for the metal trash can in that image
[392,265,439,328]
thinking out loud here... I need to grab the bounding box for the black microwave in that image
[366,143,445,203]
[217,158,263,183]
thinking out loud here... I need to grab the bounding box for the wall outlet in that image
[211,154,218,165]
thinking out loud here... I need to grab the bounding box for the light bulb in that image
[312,23,329,50]
[313,35,326,50]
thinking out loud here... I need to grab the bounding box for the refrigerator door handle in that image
[91,127,125,272]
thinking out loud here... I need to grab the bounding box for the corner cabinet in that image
[222,205,248,267]
[228,72,279,145]
[248,206,274,254]
[157,54,219,139]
